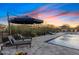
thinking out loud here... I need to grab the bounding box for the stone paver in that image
[31,33,79,55]
[1,32,79,55]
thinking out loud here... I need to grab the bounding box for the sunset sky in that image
[0,3,79,27]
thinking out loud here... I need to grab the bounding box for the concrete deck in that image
[1,32,79,55]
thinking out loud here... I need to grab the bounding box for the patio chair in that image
[8,35,32,48]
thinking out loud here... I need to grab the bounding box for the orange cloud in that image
[64,13,79,16]
[65,20,79,27]
[43,15,65,26]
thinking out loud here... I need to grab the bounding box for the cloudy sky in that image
[0,3,79,27]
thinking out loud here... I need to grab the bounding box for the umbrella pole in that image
[7,12,11,35]
[1,31,3,42]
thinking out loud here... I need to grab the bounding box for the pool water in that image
[48,34,79,50]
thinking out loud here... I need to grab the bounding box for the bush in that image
[10,24,56,37]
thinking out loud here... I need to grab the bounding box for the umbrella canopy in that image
[9,16,43,24]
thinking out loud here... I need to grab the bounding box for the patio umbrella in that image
[9,16,43,24]
[8,16,43,35]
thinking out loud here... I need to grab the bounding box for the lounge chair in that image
[48,31,55,35]
[8,35,32,48]
[13,34,32,41]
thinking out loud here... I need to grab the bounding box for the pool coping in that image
[45,34,64,43]
[45,34,79,51]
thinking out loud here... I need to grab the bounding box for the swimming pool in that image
[48,34,79,50]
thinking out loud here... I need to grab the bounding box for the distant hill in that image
[0,24,6,26]
[0,24,6,30]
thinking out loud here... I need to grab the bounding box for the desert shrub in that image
[10,24,57,37]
